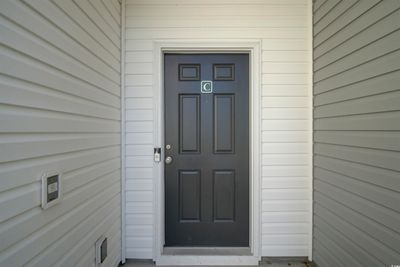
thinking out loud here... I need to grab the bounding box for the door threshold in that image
[162,247,252,256]
[157,247,259,265]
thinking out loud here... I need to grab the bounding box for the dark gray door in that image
[164,54,249,246]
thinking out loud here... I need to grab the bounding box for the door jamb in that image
[153,40,262,265]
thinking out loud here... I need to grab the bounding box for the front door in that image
[164,54,249,246]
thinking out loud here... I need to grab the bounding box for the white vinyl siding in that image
[0,0,121,266]
[313,0,400,266]
[124,0,311,258]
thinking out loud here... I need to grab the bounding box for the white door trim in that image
[152,40,262,265]
[307,0,314,261]
[120,0,126,264]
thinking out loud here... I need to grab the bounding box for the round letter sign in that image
[201,81,213,93]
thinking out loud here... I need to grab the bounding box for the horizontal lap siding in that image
[0,0,121,266]
[313,0,400,266]
[124,0,311,258]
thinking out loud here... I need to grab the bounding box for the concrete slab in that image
[120,259,311,267]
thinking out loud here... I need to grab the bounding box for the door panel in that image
[213,170,235,222]
[214,94,235,153]
[164,54,249,246]
[179,170,201,222]
[179,95,201,153]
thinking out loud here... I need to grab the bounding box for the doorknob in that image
[165,156,173,165]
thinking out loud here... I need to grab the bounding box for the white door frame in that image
[152,40,262,265]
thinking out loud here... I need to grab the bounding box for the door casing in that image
[153,40,262,265]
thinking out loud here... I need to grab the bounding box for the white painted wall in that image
[0,0,122,266]
[124,0,312,258]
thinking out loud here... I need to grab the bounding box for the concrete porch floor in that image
[120,259,311,267]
